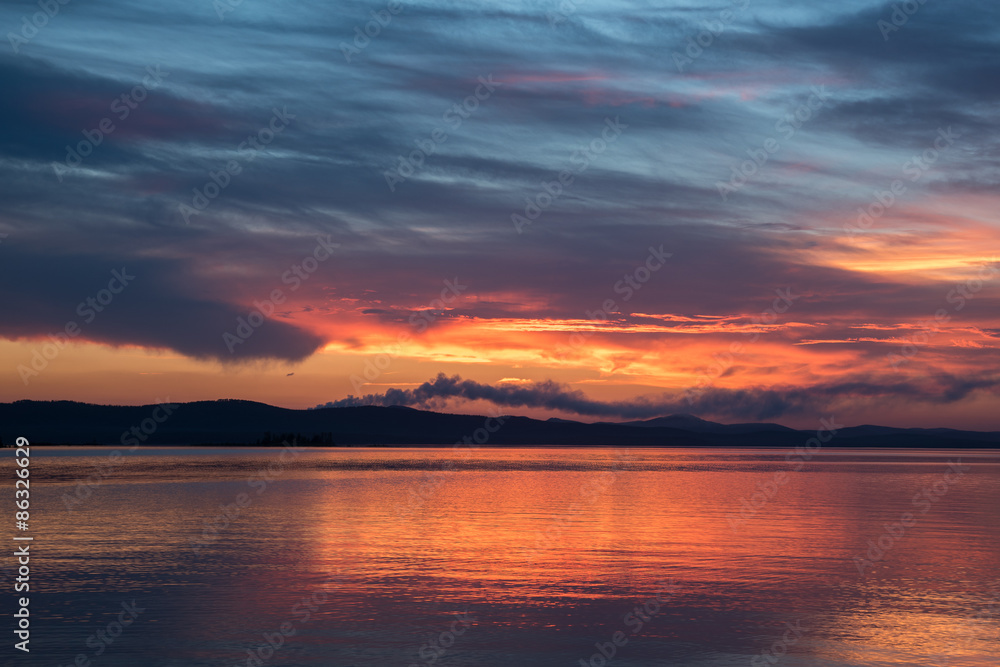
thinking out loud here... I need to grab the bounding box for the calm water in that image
[4,447,1000,666]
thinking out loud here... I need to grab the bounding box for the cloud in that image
[0,0,998,426]
[0,55,232,167]
[0,244,323,362]
[314,372,1000,422]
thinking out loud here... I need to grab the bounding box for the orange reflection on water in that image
[21,447,1000,666]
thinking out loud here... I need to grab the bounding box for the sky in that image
[0,0,998,428]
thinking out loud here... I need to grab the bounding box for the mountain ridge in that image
[2,399,999,448]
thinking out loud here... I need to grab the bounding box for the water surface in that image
[5,446,1000,666]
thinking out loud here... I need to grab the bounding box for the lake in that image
[5,446,1000,666]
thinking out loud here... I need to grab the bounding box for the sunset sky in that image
[1,0,998,428]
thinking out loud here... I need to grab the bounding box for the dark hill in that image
[1,400,998,448]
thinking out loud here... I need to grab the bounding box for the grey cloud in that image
[314,372,1000,421]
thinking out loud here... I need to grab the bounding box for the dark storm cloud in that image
[315,372,1000,422]
[733,2,1000,145]
[0,241,323,362]
[0,55,231,166]
[0,0,997,365]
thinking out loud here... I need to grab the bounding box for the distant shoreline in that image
[6,442,1000,451]
[4,400,999,450]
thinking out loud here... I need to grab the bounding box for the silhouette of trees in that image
[255,431,335,446]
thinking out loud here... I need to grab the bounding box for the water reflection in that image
[7,447,1000,666]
